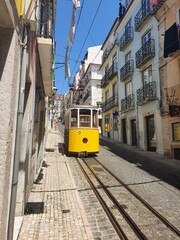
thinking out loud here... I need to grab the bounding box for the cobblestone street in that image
[16,128,180,239]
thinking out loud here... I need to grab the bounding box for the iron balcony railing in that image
[119,27,134,51]
[135,0,152,31]
[101,73,109,87]
[101,62,118,87]
[137,81,157,105]
[135,39,155,68]
[102,37,118,63]
[108,62,118,79]
[120,60,134,81]
[38,0,55,38]
[121,94,135,112]
[102,94,118,112]
[151,0,166,12]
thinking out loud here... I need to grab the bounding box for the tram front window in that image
[79,109,91,127]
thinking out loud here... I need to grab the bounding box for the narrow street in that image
[1,1,180,240]
[16,125,180,240]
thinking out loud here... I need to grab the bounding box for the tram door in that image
[146,115,156,152]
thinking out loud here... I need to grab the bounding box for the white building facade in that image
[117,0,164,154]
[100,18,119,140]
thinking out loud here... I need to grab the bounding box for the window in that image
[142,30,151,45]
[125,19,132,30]
[142,65,152,85]
[112,83,117,96]
[172,122,180,141]
[112,54,117,73]
[142,0,149,16]
[71,109,78,127]
[125,51,132,63]
[125,81,133,96]
[79,109,91,127]
[105,90,109,101]
[112,53,117,66]
[105,64,109,75]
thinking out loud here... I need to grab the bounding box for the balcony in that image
[102,95,118,112]
[101,73,109,87]
[137,81,157,105]
[120,60,134,82]
[121,94,135,112]
[151,0,166,13]
[102,37,118,64]
[108,62,118,80]
[101,63,118,87]
[37,38,53,96]
[119,27,134,51]
[135,0,153,31]
[135,39,155,68]
[37,0,56,96]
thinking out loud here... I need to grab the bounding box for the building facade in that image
[118,0,163,154]
[117,0,180,157]
[155,0,180,158]
[0,1,56,239]
[100,18,119,140]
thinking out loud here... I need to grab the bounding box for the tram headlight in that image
[82,138,88,143]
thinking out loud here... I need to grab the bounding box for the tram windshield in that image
[79,109,91,127]
[70,108,98,128]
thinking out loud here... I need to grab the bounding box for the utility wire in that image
[71,0,103,76]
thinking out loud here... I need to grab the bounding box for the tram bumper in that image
[78,151,88,157]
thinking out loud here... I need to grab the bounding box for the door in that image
[146,115,156,152]
[131,119,137,146]
[122,119,127,143]
[105,116,110,138]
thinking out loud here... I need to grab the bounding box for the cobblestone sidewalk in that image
[17,130,93,240]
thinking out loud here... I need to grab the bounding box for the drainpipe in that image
[7,24,29,240]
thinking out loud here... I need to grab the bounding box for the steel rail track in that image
[77,158,148,240]
[93,157,180,238]
[76,157,129,240]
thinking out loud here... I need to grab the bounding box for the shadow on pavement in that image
[100,138,180,190]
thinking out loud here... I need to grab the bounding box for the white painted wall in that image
[117,1,163,154]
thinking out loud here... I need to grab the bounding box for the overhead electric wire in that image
[70,0,103,76]
[57,0,178,90]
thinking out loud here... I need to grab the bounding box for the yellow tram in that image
[64,105,99,156]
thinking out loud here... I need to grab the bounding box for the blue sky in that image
[55,0,119,94]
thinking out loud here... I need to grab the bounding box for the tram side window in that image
[71,109,77,127]
[79,109,91,127]
[92,110,98,128]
